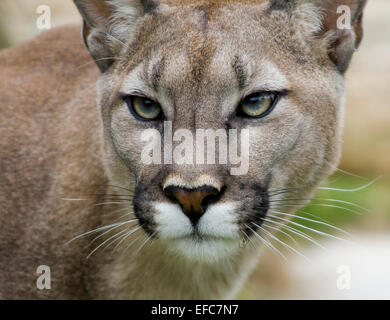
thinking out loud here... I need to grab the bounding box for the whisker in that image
[107,230,133,253]
[262,217,307,238]
[93,201,128,207]
[89,219,138,245]
[101,225,143,252]
[270,203,364,216]
[92,193,133,198]
[113,211,135,222]
[261,222,300,248]
[318,176,382,192]
[270,209,353,237]
[87,228,131,259]
[267,214,355,245]
[268,187,298,193]
[296,209,348,228]
[119,233,144,258]
[99,197,132,202]
[100,229,131,252]
[246,224,286,261]
[253,222,310,261]
[267,188,301,196]
[114,224,144,252]
[268,197,369,212]
[134,232,155,257]
[325,161,367,180]
[66,221,131,244]
[240,230,257,249]
[60,198,89,201]
[107,206,133,216]
[262,221,326,251]
[95,184,133,193]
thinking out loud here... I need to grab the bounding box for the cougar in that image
[0,0,367,299]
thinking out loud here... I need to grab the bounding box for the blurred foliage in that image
[0,27,9,49]
[238,173,390,299]
[0,4,9,48]
[278,174,390,245]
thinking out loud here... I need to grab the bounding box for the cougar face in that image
[75,0,366,262]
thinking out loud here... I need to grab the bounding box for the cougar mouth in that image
[167,233,242,263]
[172,230,237,242]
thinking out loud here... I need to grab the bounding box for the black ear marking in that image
[143,0,159,13]
[269,0,293,12]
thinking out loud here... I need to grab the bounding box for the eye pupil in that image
[249,96,262,104]
[143,99,154,106]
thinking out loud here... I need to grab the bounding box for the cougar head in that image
[74,0,366,262]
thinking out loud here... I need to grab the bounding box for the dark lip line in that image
[163,224,238,242]
[166,233,238,242]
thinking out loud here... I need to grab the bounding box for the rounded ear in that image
[73,0,159,72]
[317,0,367,73]
[268,0,367,73]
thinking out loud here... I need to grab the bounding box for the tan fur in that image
[0,0,366,299]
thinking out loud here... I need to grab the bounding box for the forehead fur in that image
[113,0,325,89]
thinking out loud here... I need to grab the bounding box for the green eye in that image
[239,92,277,118]
[125,96,162,121]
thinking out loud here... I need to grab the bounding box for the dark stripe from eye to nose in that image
[232,56,248,89]
[146,56,165,91]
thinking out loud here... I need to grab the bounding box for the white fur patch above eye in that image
[120,64,151,95]
[250,61,289,92]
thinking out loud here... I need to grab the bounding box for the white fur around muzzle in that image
[153,202,241,262]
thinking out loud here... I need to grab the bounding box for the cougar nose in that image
[164,185,221,225]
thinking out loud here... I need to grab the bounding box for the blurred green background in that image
[0,0,389,299]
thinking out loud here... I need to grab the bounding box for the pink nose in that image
[164,185,221,225]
